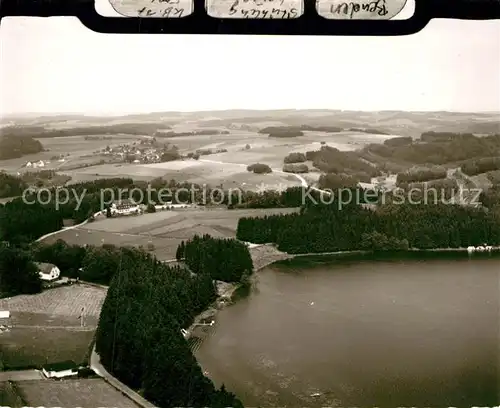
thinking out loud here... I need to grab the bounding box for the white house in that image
[110,199,140,216]
[25,161,33,167]
[42,360,79,378]
[36,262,61,281]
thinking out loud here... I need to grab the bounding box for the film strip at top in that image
[108,0,406,19]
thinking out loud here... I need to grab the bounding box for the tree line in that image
[3,234,250,406]
[236,200,500,253]
[94,246,242,408]
[362,133,500,166]
[0,172,27,198]
[1,123,171,139]
[0,243,42,297]
[396,167,447,184]
[0,135,44,160]
[307,145,381,177]
[259,125,343,135]
[461,157,500,176]
[177,235,253,282]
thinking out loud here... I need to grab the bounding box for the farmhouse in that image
[36,262,61,281]
[42,360,79,378]
[110,199,140,216]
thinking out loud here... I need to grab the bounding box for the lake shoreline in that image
[188,245,500,336]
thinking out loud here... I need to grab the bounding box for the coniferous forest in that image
[179,234,254,282]
[94,244,245,408]
[237,201,500,253]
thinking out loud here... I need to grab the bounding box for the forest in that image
[0,199,63,244]
[259,125,343,134]
[361,133,500,166]
[4,235,250,407]
[307,145,381,176]
[1,173,497,246]
[236,200,500,253]
[0,135,44,160]
[396,167,447,184]
[1,123,172,139]
[461,156,500,176]
[178,235,253,282]
[0,172,27,198]
[0,243,42,297]
[94,246,242,408]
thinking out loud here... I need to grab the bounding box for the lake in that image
[194,256,500,407]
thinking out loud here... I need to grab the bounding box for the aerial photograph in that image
[0,15,499,408]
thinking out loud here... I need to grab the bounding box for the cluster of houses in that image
[25,160,49,168]
[101,143,162,164]
[25,157,67,168]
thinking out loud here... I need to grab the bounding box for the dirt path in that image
[36,210,104,242]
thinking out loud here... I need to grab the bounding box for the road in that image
[35,210,104,242]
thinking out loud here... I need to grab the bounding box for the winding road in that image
[35,210,104,243]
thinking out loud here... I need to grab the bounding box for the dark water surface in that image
[195,257,500,407]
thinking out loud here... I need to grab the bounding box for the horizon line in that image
[2,108,500,119]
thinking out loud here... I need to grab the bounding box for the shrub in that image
[247,163,272,174]
[284,152,306,164]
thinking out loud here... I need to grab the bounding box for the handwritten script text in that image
[331,0,388,18]
[207,0,302,18]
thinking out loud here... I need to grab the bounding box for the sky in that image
[0,10,499,115]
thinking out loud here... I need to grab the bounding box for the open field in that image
[0,285,106,318]
[0,328,95,368]
[40,208,299,261]
[161,130,395,168]
[0,134,141,173]
[11,378,141,407]
[1,123,399,187]
[0,285,106,368]
[3,110,498,190]
[59,157,305,190]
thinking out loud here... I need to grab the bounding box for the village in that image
[22,137,231,172]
